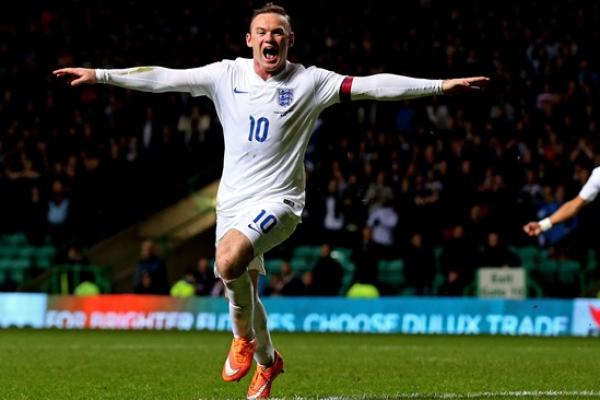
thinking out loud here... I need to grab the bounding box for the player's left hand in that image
[442,77,490,95]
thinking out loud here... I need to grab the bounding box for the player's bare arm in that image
[522,195,588,237]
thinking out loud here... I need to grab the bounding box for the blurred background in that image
[1,0,600,300]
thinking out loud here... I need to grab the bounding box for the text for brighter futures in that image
[44,310,569,336]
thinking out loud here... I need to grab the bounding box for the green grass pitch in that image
[1,329,600,399]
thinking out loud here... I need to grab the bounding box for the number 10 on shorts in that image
[253,210,277,233]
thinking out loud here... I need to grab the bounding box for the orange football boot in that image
[222,337,256,382]
[246,351,284,399]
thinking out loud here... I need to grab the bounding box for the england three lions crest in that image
[278,89,293,107]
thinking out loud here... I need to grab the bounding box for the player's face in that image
[246,13,294,78]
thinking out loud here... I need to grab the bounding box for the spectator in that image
[438,225,477,296]
[170,268,197,298]
[403,232,436,295]
[536,185,572,247]
[477,232,521,268]
[74,270,101,296]
[278,261,306,296]
[346,265,380,298]
[132,239,169,295]
[365,196,399,262]
[25,186,47,246]
[47,179,71,245]
[55,244,90,266]
[365,171,394,210]
[311,244,343,296]
[193,257,217,296]
[321,178,345,244]
[134,271,155,295]
[300,271,315,295]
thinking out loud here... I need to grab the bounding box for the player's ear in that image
[246,32,252,48]
[289,31,295,47]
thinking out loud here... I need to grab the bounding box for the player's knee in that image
[216,232,255,280]
[216,248,243,280]
[215,252,234,280]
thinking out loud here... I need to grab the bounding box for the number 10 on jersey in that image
[248,116,269,142]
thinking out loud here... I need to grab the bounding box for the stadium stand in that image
[1,1,600,297]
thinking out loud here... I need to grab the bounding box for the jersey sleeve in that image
[309,67,347,110]
[351,74,443,100]
[95,61,226,98]
[579,167,600,202]
[187,61,228,98]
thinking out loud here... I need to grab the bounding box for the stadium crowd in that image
[1,1,600,297]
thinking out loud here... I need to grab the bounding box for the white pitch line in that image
[391,391,600,399]
[264,391,600,400]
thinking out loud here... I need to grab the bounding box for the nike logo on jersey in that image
[233,87,249,94]
[274,107,295,117]
[247,224,261,234]
[223,358,240,377]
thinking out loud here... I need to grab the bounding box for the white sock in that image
[253,295,275,366]
[223,271,254,339]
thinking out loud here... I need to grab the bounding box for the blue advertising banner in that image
[0,293,47,328]
[259,298,572,336]
[571,299,600,336]
[0,294,577,336]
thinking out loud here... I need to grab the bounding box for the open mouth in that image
[263,46,279,62]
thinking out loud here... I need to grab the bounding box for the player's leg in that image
[247,281,285,400]
[219,202,299,385]
[217,229,255,338]
[217,229,257,382]
[247,269,285,399]
[248,270,274,366]
[244,202,298,399]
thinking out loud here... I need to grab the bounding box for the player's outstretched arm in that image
[522,195,588,237]
[53,66,201,94]
[349,74,489,101]
[53,68,96,86]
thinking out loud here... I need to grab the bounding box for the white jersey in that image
[579,166,600,202]
[188,58,345,215]
[96,59,442,216]
[98,58,345,215]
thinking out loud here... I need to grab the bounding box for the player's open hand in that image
[442,77,489,95]
[53,68,96,86]
[522,221,542,237]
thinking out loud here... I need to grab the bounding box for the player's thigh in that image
[215,203,299,276]
[241,202,301,256]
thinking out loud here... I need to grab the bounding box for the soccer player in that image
[523,166,600,237]
[53,3,489,398]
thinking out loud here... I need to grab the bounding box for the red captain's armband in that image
[339,76,354,102]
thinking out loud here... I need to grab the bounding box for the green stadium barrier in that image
[45,264,111,295]
[0,233,28,245]
[0,245,19,258]
[378,259,405,290]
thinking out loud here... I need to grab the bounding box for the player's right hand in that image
[522,222,542,237]
[53,68,96,86]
